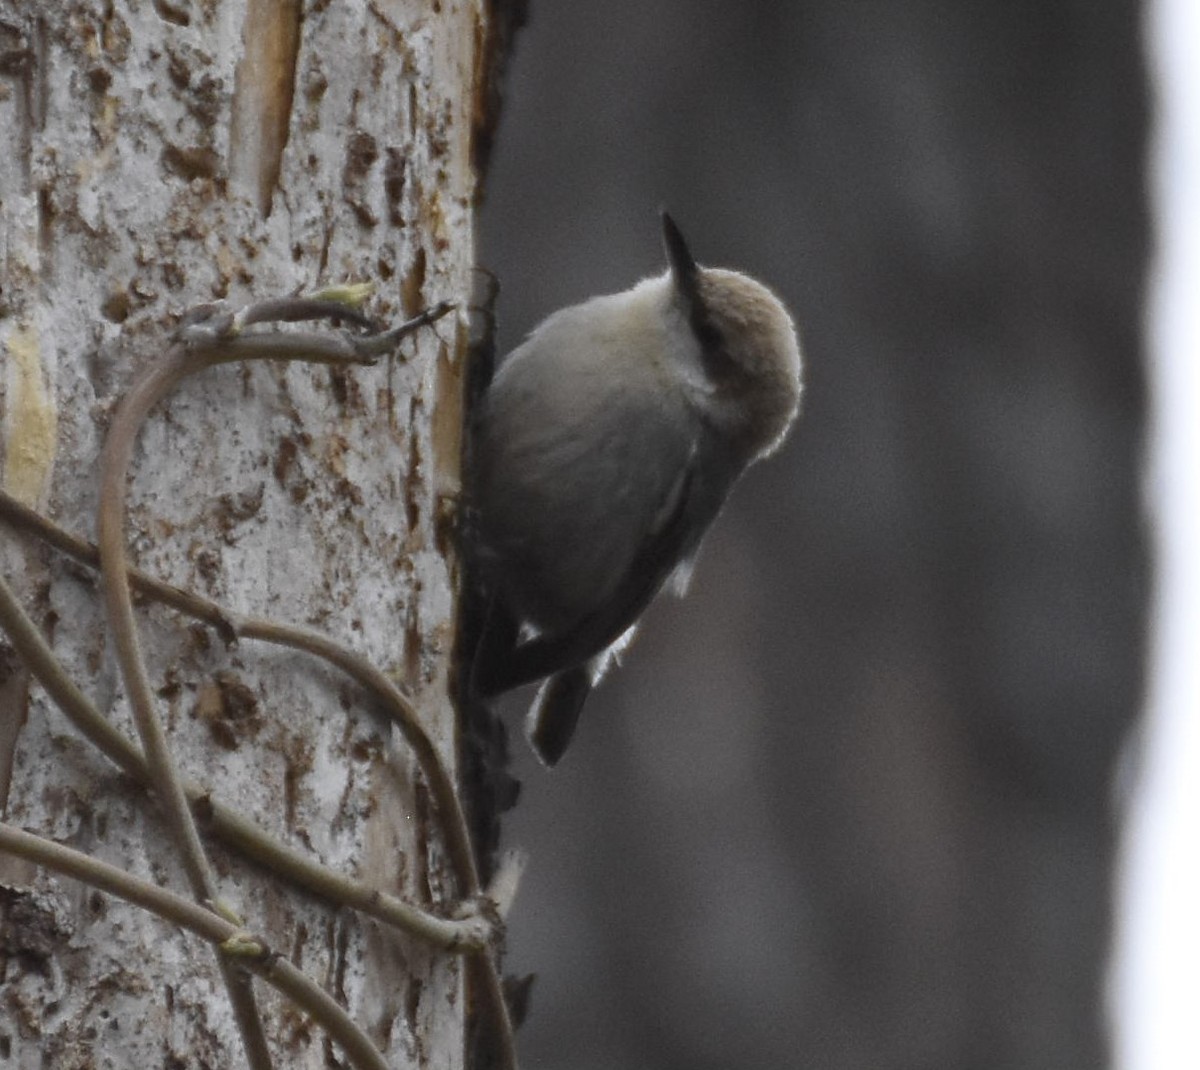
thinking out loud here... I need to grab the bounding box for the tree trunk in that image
[0,2,492,1066]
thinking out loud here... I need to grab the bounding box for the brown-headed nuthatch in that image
[472,213,803,766]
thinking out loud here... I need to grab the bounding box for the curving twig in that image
[1,491,518,1067]
[93,301,446,1068]
[96,304,442,906]
[114,298,517,1066]
[3,297,517,1069]
[0,561,495,952]
[0,822,391,1070]
[1,484,476,891]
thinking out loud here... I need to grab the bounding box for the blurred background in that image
[476,2,1186,1068]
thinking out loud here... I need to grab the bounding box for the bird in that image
[470,212,803,766]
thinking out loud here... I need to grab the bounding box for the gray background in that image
[478,3,1149,1068]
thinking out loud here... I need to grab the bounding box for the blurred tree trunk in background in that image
[482,2,1148,1069]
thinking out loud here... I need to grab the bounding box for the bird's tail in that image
[525,664,596,767]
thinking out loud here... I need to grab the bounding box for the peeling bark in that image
[228,0,302,216]
[0,1,487,1065]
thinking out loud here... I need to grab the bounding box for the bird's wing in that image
[476,445,709,697]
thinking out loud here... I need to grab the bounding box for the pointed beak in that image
[661,211,699,286]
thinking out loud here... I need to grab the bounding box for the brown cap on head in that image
[662,211,803,459]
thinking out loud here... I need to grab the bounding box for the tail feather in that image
[525,665,595,767]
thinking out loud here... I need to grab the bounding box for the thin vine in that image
[0,561,495,952]
[0,295,517,1069]
[0,822,392,1070]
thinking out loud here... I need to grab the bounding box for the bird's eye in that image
[691,315,724,352]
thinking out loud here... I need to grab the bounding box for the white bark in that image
[0,1,483,1065]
